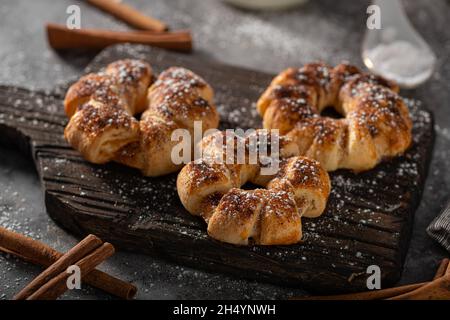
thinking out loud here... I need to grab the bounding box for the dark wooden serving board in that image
[0,44,434,293]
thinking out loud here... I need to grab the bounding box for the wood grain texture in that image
[0,45,435,293]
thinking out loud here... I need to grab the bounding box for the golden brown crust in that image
[139,117,182,176]
[263,95,318,135]
[267,157,330,217]
[146,67,218,130]
[64,74,121,118]
[64,100,140,164]
[258,189,301,245]
[64,60,219,176]
[207,188,263,245]
[105,59,153,114]
[257,62,412,172]
[177,160,235,218]
[177,130,331,246]
[105,59,153,87]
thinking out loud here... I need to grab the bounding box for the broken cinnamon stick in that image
[0,226,136,299]
[14,234,103,300]
[87,0,168,31]
[27,243,115,300]
[46,23,192,52]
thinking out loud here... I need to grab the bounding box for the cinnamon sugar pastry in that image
[64,59,219,176]
[257,62,412,172]
[177,130,330,245]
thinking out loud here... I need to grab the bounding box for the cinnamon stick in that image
[87,0,168,32]
[46,23,191,52]
[0,226,136,299]
[292,282,427,300]
[293,258,450,300]
[27,243,115,300]
[433,258,449,280]
[14,234,102,300]
[389,262,450,300]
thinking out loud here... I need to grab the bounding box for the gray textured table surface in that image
[0,0,449,300]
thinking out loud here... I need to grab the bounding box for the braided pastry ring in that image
[177,130,330,245]
[257,62,412,172]
[64,59,219,176]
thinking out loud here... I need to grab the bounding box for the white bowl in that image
[223,0,309,10]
